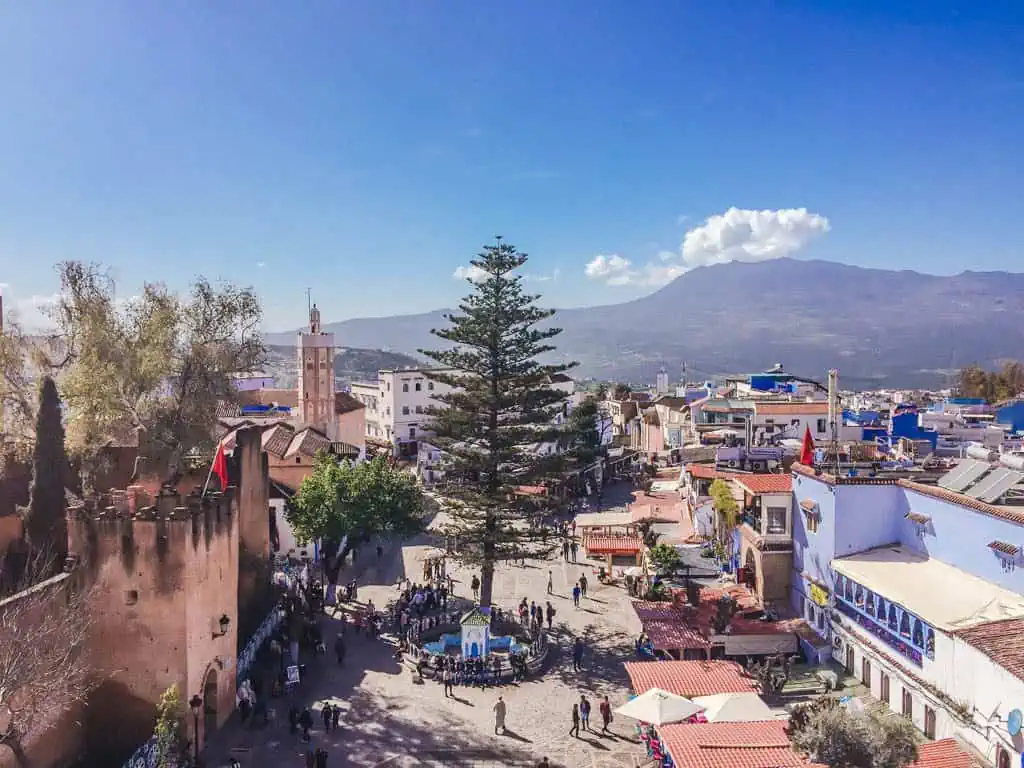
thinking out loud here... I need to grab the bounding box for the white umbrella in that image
[691,693,774,722]
[614,688,705,725]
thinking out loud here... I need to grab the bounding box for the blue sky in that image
[1,1,1022,330]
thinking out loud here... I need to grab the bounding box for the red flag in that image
[799,426,815,466]
[211,442,229,489]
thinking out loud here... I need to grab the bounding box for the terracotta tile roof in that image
[905,512,931,524]
[900,480,1024,526]
[955,617,1024,682]
[657,720,811,768]
[583,535,642,554]
[632,601,688,622]
[686,463,739,481]
[736,474,793,494]
[285,428,332,459]
[908,738,981,768]
[262,423,296,458]
[644,620,710,651]
[755,401,829,416]
[988,540,1019,556]
[334,391,365,415]
[624,660,757,697]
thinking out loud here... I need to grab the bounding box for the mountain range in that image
[265,259,1024,389]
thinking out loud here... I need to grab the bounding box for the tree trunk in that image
[479,512,497,607]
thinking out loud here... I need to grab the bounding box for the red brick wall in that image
[66,492,239,763]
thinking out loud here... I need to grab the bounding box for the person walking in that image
[331,704,341,731]
[493,696,507,735]
[546,601,555,630]
[443,665,454,698]
[570,540,579,562]
[299,707,314,742]
[579,573,588,598]
[321,702,332,732]
[572,584,581,608]
[471,574,481,602]
[562,540,570,561]
[547,570,554,594]
[580,695,592,731]
[572,637,585,672]
[569,703,581,738]
[599,695,613,734]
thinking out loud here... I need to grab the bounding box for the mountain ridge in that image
[264,259,1024,388]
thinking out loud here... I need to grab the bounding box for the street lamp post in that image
[189,694,203,763]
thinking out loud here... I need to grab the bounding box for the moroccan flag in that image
[211,442,229,489]
[799,426,815,466]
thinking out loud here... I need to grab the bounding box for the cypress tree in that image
[420,238,574,607]
[23,375,69,567]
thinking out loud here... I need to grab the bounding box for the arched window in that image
[855,584,865,608]
[877,597,887,622]
[866,592,875,614]
[403,382,409,392]
[900,612,911,638]
[888,605,898,631]
[912,618,924,647]
[926,629,935,658]
[845,578,854,602]
[997,745,1011,768]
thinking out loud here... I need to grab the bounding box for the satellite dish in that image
[1008,708,1022,736]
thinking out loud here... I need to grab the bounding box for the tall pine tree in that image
[23,375,69,567]
[420,238,574,607]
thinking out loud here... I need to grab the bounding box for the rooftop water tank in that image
[999,453,1024,472]
[966,444,998,462]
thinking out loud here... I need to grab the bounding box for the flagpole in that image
[201,459,216,498]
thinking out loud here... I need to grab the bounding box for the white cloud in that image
[584,255,684,287]
[681,206,830,268]
[256,261,266,269]
[452,264,489,283]
[584,254,632,281]
[585,207,830,287]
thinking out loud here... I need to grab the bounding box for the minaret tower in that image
[297,303,336,433]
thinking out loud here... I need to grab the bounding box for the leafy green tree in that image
[957,360,1024,403]
[788,699,918,768]
[286,454,424,581]
[647,542,681,574]
[419,238,575,607]
[21,376,69,569]
[152,684,182,768]
[612,382,631,399]
[44,261,264,486]
[566,384,610,507]
[0,310,36,451]
[709,478,738,543]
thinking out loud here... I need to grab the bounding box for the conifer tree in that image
[22,376,68,566]
[420,238,574,607]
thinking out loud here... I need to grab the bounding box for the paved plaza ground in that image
[204,485,647,768]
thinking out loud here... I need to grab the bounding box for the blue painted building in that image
[997,399,1024,434]
[790,465,1024,763]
